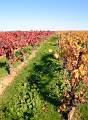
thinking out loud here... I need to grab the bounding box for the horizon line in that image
[0,29,88,32]
[0,28,88,31]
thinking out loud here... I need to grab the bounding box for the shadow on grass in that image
[0,61,10,74]
[27,53,64,109]
[0,62,7,68]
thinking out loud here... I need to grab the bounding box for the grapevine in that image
[56,31,88,120]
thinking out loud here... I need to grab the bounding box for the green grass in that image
[0,56,8,81]
[0,36,65,120]
[78,103,88,120]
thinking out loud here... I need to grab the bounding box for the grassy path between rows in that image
[0,36,53,96]
[0,36,64,120]
[0,49,37,96]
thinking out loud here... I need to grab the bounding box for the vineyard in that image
[0,31,53,74]
[0,31,53,56]
[0,31,88,120]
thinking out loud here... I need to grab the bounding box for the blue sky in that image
[0,0,88,30]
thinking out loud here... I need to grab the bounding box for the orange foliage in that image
[56,31,88,116]
[58,31,88,84]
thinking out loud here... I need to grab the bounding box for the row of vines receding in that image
[54,31,88,120]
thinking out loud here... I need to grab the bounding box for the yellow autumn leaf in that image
[48,49,53,53]
[79,64,86,76]
[73,69,79,79]
[53,53,59,59]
